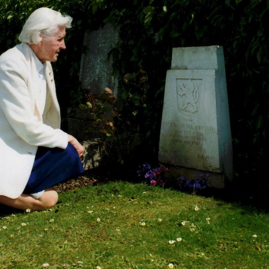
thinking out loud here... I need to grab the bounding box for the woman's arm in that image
[0,52,68,149]
[68,134,84,157]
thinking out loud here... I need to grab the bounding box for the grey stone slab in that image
[172,46,220,70]
[80,24,119,96]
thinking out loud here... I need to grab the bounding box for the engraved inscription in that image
[169,130,206,147]
[176,78,202,115]
[163,122,217,134]
[159,121,219,168]
[161,148,216,164]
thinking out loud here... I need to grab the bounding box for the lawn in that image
[0,181,269,268]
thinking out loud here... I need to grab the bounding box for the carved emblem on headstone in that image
[176,78,202,115]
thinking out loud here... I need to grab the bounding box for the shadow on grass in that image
[0,205,22,217]
[95,164,269,213]
[84,166,269,213]
[1,166,269,217]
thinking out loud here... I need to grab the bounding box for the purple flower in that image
[178,174,208,191]
[185,180,194,188]
[194,180,201,189]
[145,172,150,178]
[137,163,168,187]
[143,163,151,170]
[137,163,151,176]
[145,170,155,180]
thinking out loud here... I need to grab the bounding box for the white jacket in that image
[0,43,68,198]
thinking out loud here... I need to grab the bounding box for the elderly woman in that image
[0,7,84,211]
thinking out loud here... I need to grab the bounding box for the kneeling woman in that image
[0,8,84,211]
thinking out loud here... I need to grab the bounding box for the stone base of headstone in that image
[166,165,225,189]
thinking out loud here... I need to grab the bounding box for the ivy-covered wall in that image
[0,0,268,188]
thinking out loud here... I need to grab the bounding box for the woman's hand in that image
[67,134,84,158]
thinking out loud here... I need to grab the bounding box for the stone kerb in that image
[159,46,233,188]
[61,118,103,171]
[81,139,103,171]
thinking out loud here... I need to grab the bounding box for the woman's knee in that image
[40,188,58,208]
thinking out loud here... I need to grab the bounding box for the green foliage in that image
[207,0,269,183]
[119,68,151,139]
[79,87,117,140]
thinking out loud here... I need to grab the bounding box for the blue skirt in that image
[23,143,84,194]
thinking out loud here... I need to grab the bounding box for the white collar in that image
[28,44,46,73]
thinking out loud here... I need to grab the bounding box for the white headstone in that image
[159,46,233,188]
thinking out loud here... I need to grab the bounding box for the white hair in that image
[19,7,72,44]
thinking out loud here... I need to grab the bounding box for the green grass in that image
[1,181,269,268]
